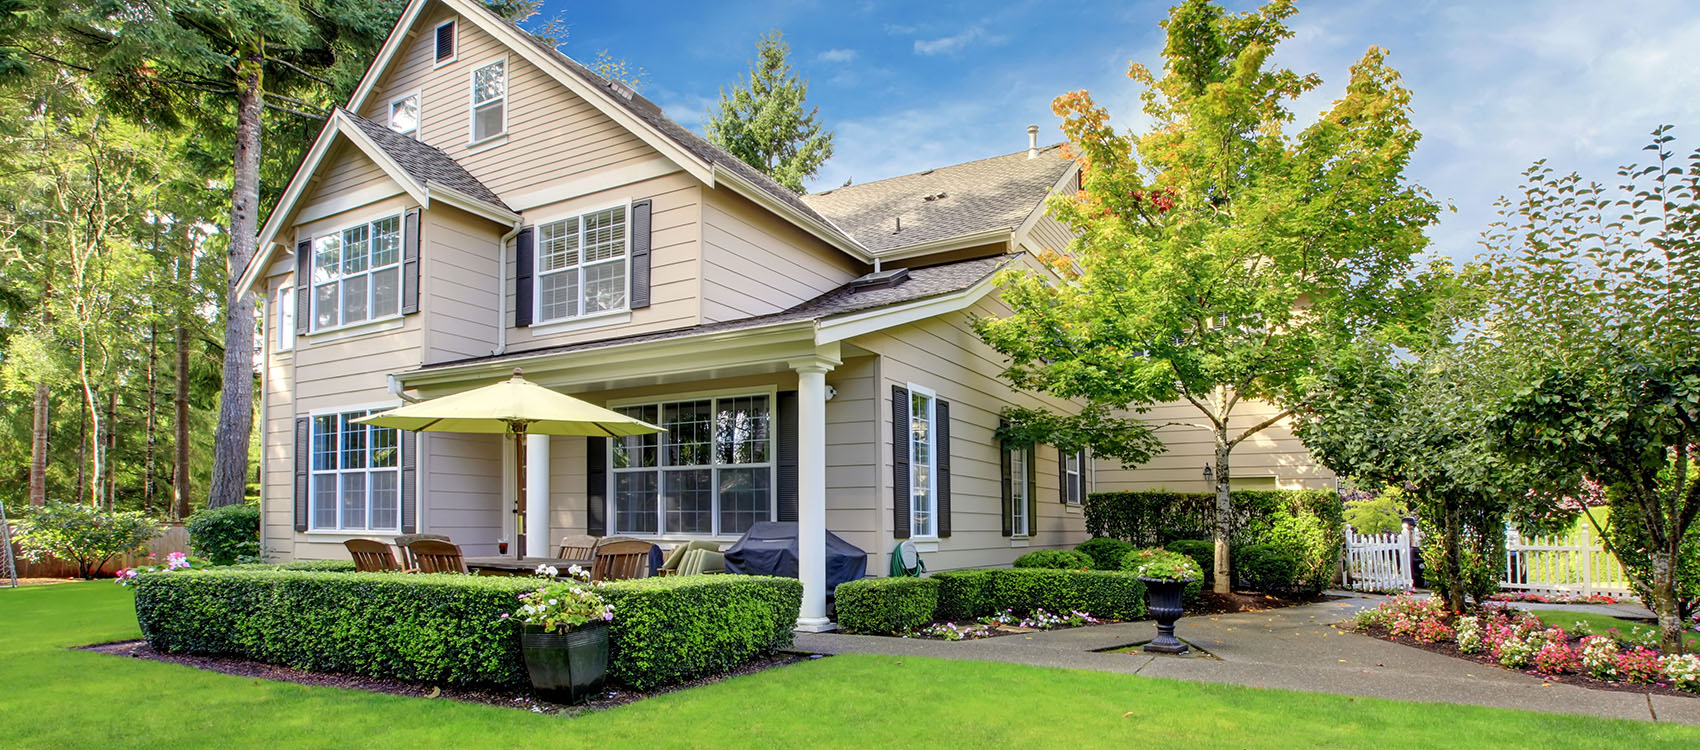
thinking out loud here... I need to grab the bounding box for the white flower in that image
[544,566,559,578]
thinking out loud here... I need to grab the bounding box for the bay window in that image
[310,215,401,330]
[536,205,628,322]
[610,394,773,536]
[310,410,400,531]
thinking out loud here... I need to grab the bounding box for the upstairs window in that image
[389,94,419,138]
[470,59,506,143]
[434,20,456,64]
[310,215,402,331]
[276,286,295,352]
[535,205,628,322]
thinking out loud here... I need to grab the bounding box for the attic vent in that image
[850,268,910,293]
[922,192,948,202]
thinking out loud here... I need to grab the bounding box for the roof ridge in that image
[807,143,1070,197]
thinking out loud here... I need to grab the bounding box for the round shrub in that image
[1012,549,1094,570]
[1120,547,1202,581]
[1234,543,1299,594]
[834,577,940,634]
[186,503,261,565]
[1164,539,1214,583]
[1075,537,1135,570]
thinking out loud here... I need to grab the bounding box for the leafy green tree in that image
[1471,128,1700,651]
[705,30,833,193]
[13,501,163,578]
[1344,486,1409,535]
[974,0,1441,593]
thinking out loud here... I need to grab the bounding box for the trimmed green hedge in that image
[1164,540,1214,583]
[185,504,260,565]
[931,568,1146,622]
[1011,549,1094,570]
[1234,544,1300,595]
[133,568,800,691]
[834,577,940,634]
[1075,537,1136,570]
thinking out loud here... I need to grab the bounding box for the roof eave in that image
[713,165,873,262]
[872,227,1014,263]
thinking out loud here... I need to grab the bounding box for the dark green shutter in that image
[891,385,910,539]
[294,240,311,335]
[936,399,951,538]
[401,208,421,315]
[514,226,534,328]
[999,420,1013,537]
[629,199,653,309]
[400,431,418,533]
[293,417,310,531]
[777,390,797,523]
[1026,446,1038,536]
[586,437,606,536]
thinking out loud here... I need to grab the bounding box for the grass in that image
[3,582,1696,749]
[1530,608,1700,651]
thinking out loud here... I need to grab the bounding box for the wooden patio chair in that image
[393,533,450,570]
[407,539,468,574]
[344,539,402,572]
[556,534,599,564]
[591,539,655,583]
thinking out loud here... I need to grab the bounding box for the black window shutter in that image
[891,385,910,539]
[1026,446,1039,535]
[401,208,421,315]
[1059,447,1068,503]
[435,21,455,62]
[400,431,418,533]
[936,399,951,538]
[294,240,311,335]
[586,437,607,536]
[629,199,653,310]
[294,417,310,531]
[777,390,798,523]
[999,420,1012,537]
[514,226,534,328]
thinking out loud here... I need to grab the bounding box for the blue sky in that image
[536,0,1700,261]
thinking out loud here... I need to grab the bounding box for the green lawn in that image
[1530,608,1700,651]
[3,583,1695,749]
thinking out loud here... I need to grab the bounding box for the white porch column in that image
[791,354,837,631]
[525,434,551,558]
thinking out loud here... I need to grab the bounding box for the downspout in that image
[496,221,524,356]
[387,374,419,403]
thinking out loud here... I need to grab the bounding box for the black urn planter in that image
[521,621,609,704]
[1139,577,1194,654]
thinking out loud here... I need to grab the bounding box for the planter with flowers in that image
[505,564,614,704]
[1125,548,1203,654]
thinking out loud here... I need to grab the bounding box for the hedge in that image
[834,577,940,634]
[1234,544,1299,594]
[932,568,1146,622]
[133,568,800,692]
[1011,549,1094,570]
[1075,537,1136,570]
[185,504,261,565]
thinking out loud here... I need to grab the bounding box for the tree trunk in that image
[1441,504,1466,614]
[173,235,193,521]
[1649,549,1686,655]
[145,321,158,512]
[29,381,49,506]
[1212,430,1232,595]
[75,401,86,505]
[104,391,117,508]
[207,50,264,509]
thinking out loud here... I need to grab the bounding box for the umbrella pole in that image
[514,423,527,560]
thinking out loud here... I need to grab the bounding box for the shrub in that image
[12,502,163,579]
[834,577,940,634]
[1012,549,1094,570]
[185,504,261,565]
[933,569,997,621]
[1075,538,1135,570]
[1122,547,1202,581]
[1085,489,1343,592]
[133,568,800,691]
[280,560,358,572]
[1164,540,1214,583]
[931,568,1147,621]
[1233,544,1299,594]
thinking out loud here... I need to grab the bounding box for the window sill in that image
[1009,537,1030,548]
[466,133,508,154]
[908,539,939,553]
[528,310,631,336]
[1065,505,1082,514]
[306,315,405,343]
[302,530,402,541]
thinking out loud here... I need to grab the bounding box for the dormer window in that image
[470,59,506,143]
[535,205,628,323]
[389,93,419,138]
[434,20,456,65]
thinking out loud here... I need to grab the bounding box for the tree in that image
[1470,129,1700,652]
[705,30,833,193]
[12,501,163,578]
[973,0,1441,593]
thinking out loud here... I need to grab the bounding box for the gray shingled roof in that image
[422,254,1015,369]
[801,145,1074,255]
[339,108,512,213]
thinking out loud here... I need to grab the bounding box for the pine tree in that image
[705,30,833,193]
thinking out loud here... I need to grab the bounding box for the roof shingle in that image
[339,108,512,213]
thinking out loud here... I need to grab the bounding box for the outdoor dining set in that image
[341,535,727,582]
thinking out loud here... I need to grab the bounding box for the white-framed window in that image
[535,205,629,322]
[470,58,506,143]
[909,384,937,538]
[609,392,774,537]
[310,214,402,331]
[277,286,295,352]
[433,19,457,65]
[389,93,420,138]
[1064,449,1084,505]
[1008,444,1030,537]
[310,409,400,531]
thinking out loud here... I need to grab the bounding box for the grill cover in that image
[722,522,867,590]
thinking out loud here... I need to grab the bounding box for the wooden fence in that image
[1503,524,1634,597]
[6,523,189,579]
[1343,526,1416,592]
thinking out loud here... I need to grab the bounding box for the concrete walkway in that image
[794,593,1700,725]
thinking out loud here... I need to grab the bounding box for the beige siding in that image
[260,275,297,560]
[299,143,401,217]
[1093,399,1336,492]
[1018,212,1075,257]
[358,7,663,200]
[421,203,502,363]
[421,432,506,556]
[699,188,864,322]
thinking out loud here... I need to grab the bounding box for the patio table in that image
[464,556,590,575]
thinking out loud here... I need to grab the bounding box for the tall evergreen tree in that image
[705,30,833,193]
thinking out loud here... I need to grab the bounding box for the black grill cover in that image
[722,522,867,589]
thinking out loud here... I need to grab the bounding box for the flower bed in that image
[1487,592,1622,605]
[909,608,1101,641]
[1353,594,1698,697]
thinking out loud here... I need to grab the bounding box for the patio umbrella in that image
[355,368,662,558]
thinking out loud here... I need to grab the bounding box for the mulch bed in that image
[79,640,814,715]
[1193,590,1338,616]
[1352,624,1697,700]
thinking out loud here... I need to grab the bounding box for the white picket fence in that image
[1343,526,1416,592]
[1503,524,1634,598]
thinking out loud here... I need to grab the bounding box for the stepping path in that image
[792,592,1700,725]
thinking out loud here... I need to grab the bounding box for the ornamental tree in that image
[13,501,163,578]
[974,0,1440,593]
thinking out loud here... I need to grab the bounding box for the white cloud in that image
[883,23,917,36]
[914,25,1004,56]
[818,48,858,64]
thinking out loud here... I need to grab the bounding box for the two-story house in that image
[235,0,1330,628]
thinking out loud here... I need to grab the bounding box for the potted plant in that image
[1126,548,1202,654]
[503,565,614,704]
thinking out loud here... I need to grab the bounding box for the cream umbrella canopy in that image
[355,368,662,558]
